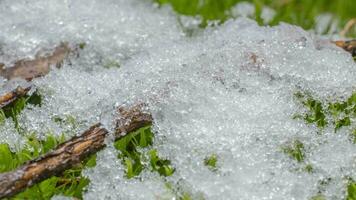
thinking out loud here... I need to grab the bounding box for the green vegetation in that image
[114,126,174,178]
[0,90,42,132]
[295,91,356,199]
[0,135,95,200]
[295,91,356,135]
[282,139,305,163]
[156,0,356,36]
[103,60,121,69]
[0,1,354,199]
[149,149,175,177]
[347,181,356,200]
[114,126,203,200]
[79,42,86,50]
[204,154,218,171]
[294,92,327,129]
[282,138,314,173]
[311,194,326,200]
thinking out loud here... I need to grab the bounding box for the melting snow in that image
[0,0,356,199]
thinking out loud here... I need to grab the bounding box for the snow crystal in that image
[0,0,355,199]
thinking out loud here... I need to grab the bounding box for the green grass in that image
[114,126,175,178]
[347,181,356,200]
[155,0,356,36]
[293,91,328,129]
[311,194,326,200]
[294,91,356,199]
[204,154,218,171]
[0,1,354,199]
[282,139,305,163]
[114,126,204,200]
[0,90,42,132]
[294,91,356,135]
[0,134,95,200]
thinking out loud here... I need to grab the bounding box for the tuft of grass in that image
[0,134,95,200]
[347,181,356,200]
[149,149,175,177]
[295,91,356,134]
[310,194,326,200]
[304,164,313,173]
[0,134,65,173]
[282,139,305,163]
[204,154,218,171]
[79,42,86,50]
[103,60,120,69]
[294,92,327,129]
[1,90,42,132]
[164,182,204,200]
[114,126,174,178]
[282,139,315,173]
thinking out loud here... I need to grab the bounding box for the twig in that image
[0,42,71,81]
[0,124,108,199]
[333,40,356,57]
[0,86,31,108]
[0,103,153,198]
[115,103,153,139]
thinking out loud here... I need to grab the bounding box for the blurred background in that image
[156,0,356,37]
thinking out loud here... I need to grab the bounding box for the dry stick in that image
[333,40,356,57]
[115,103,153,139]
[0,104,153,199]
[0,124,108,199]
[0,86,31,108]
[0,42,71,81]
[0,42,72,109]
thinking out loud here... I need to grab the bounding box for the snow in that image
[0,0,356,199]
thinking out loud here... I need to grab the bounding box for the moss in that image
[204,154,218,171]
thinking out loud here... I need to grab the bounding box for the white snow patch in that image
[0,0,355,200]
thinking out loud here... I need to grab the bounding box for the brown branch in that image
[0,42,72,109]
[0,42,71,81]
[0,103,153,198]
[0,86,31,108]
[0,123,108,199]
[333,40,356,57]
[115,103,153,139]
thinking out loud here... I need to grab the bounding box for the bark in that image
[0,103,153,198]
[0,42,71,81]
[0,86,31,108]
[333,40,356,57]
[0,124,108,199]
[115,103,153,139]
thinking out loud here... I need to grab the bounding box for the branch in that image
[0,42,71,81]
[0,86,31,108]
[0,103,153,198]
[0,124,108,199]
[115,103,153,139]
[333,40,356,57]
[0,43,72,109]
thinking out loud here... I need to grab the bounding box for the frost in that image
[0,118,25,149]
[0,0,356,199]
